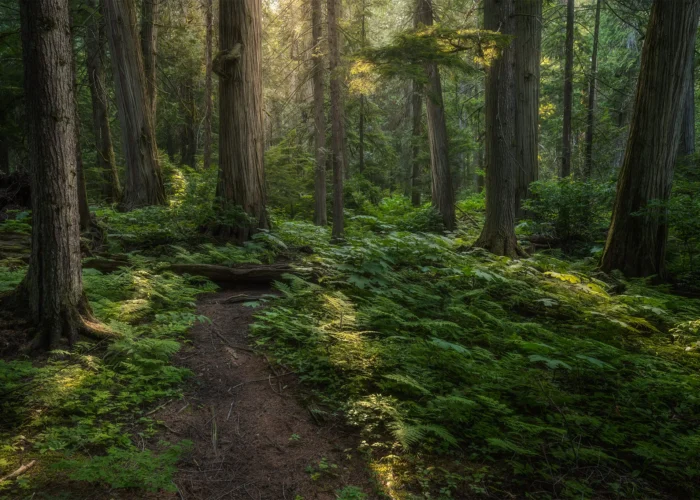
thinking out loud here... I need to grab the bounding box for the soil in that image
[152,285,378,500]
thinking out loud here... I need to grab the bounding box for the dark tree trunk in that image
[416,0,455,231]
[601,0,700,279]
[328,0,345,239]
[679,50,696,160]
[0,140,9,175]
[583,0,601,178]
[311,0,327,226]
[86,0,121,203]
[514,0,542,217]
[475,0,525,258]
[18,0,98,349]
[410,79,423,207]
[215,0,269,242]
[104,0,165,209]
[561,0,574,177]
[203,0,213,170]
[140,0,158,119]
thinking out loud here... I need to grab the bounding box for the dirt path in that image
[155,286,375,500]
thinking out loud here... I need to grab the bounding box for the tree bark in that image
[312,0,327,226]
[416,0,455,231]
[203,0,214,171]
[601,0,700,279]
[18,0,99,349]
[328,0,345,239]
[358,0,366,175]
[86,0,121,203]
[140,0,158,119]
[215,0,269,242]
[514,0,542,217]
[410,79,423,206]
[583,0,601,178]
[561,0,574,177]
[475,0,525,258]
[104,0,165,210]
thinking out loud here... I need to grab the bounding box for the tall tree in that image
[583,0,601,178]
[104,0,165,209]
[203,0,214,171]
[312,0,327,226]
[679,51,696,161]
[416,0,455,230]
[410,79,423,206]
[514,0,542,216]
[17,0,101,349]
[86,0,121,203]
[358,0,367,175]
[140,0,158,118]
[215,0,269,241]
[601,0,700,278]
[328,0,345,239]
[561,0,574,177]
[475,0,524,257]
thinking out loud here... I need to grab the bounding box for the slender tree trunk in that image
[561,0,574,177]
[416,0,455,230]
[140,0,158,119]
[328,0,345,239]
[410,79,423,206]
[203,0,214,170]
[180,81,197,168]
[601,0,700,279]
[104,0,165,210]
[215,0,269,241]
[86,0,121,203]
[18,0,99,349]
[358,0,366,175]
[514,0,542,217]
[312,0,327,226]
[475,0,524,257]
[679,51,696,161]
[583,0,601,178]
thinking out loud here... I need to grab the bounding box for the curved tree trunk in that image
[583,0,601,178]
[514,0,542,217]
[475,0,524,258]
[561,0,574,178]
[104,0,165,210]
[328,0,345,239]
[140,0,158,119]
[19,0,97,349]
[601,0,700,278]
[215,0,269,242]
[86,0,121,203]
[203,0,213,171]
[416,0,455,231]
[312,0,327,226]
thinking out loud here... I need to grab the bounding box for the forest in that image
[1,0,700,498]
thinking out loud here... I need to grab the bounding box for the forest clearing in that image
[2,0,700,498]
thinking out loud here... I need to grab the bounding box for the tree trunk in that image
[104,0,165,210]
[18,0,98,350]
[583,0,601,178]
[0,139,9,175]
[416,0,455,231]
[180,81,197,169]
[561,0,574,177]
[475,0,525,258]
[601,0,700,279]
[312,0,327,226]
[679,50,696,160]
[203,0,214,170]
[215,0,269,242]
[86,0,121,203]
[410,79,423,206]
[358,0,366,175]
[328,0,345,239]
[140,0,158,119]
[514,0,542,217]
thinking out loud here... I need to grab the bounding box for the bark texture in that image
[561,0,574,177]
[140,0,158,118]
[19,0,95,349]
[416,0,455,231]
[203,0,214,171]
[601,0,700,278]
[583,0,601,177]
[312,0,327,226]
[215,0,269,241]
[475,0,524,258]
[86,0,121,203]
[328,0,345,239]
[104,0,165,209]
[514,0,542,217]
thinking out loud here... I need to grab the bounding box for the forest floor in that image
[152,286,376,500]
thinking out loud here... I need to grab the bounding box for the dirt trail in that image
[155,286,375,500]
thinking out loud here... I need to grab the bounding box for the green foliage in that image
[266,129,315,219]
[336,485,368,500]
